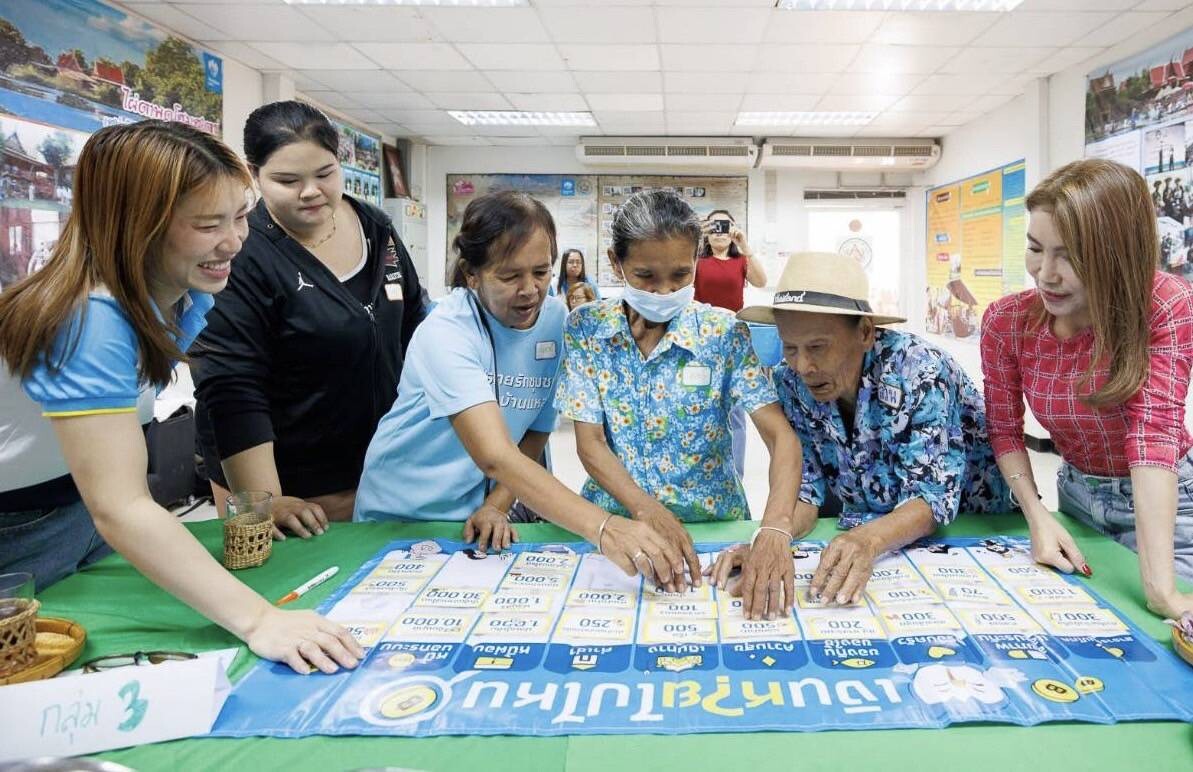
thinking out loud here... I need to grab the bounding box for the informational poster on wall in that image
[596,176,748,287]
[1085,26,1193,280]
[0,0,223,287]
[924,161,1026,342]
[446,174,600,287]
[330,117,382,208]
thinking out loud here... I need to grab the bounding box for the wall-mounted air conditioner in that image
[759,138,940,171]
[576,137,757,169]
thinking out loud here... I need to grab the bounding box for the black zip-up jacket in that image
[191,196,426,498]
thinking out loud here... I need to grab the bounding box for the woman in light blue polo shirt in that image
[355,191,692,591]
[555,190,803,615]
[0,121,361,675]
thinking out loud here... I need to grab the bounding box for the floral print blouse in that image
[775,328,1010,527]
[555,298,777,521]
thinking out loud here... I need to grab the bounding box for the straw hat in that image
[737,251,906,326]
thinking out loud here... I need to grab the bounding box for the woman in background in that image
[192,101,426,532]
[551,248,601,300]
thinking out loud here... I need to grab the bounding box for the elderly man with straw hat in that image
[708,252,1009,617]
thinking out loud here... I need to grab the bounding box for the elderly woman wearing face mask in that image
[555,190,803,603]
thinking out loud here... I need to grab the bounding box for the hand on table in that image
[245,607,363,675]
[1027,510,1090,575]
[463,504,518,554]
[809,529,878,606]
[600,515,690,592]
[633,504,701,591]
[705,529,794,620]
[1148,590,1193,621]
[271,496,328,540]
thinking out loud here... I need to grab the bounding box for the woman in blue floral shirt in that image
[555,191,803,609]
[712,252,1010,612]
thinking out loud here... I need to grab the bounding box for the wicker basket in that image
[223,513,273,570]
[0,598,40,676]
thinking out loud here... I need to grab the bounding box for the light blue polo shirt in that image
[354,289,565,522]
[22,289,213,418]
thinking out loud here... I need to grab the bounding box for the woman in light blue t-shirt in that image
[355,192,694,592]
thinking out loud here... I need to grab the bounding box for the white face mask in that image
[620,281,694,323]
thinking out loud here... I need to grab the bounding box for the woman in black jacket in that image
[192,101,426,533]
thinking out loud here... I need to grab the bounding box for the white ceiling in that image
[114,0,1191,146]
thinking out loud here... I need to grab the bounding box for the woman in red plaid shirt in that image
[981,159,1193,620]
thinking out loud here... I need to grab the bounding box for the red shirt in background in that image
[980,270,1193,477]
[694,254,748,312]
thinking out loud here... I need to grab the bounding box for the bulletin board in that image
[446,174,748,287]
[1084,25,1193,280]
[923,161,1027,342]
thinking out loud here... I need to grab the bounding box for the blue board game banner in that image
[212,537,1193,737]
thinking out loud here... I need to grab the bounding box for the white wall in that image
[219,57,263,159]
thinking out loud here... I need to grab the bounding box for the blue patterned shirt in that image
[556,298,776,521]
[775,328,1010,526]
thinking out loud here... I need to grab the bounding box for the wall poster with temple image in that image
[923,161,1026,342]
[1084,25,1193,280]
[0,0,223,288]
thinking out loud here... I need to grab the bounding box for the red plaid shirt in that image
[981,271,1193,477]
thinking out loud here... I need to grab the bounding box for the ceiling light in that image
[735,111,877,127]
[449,111,597,127]
[283,0,529,6]
[775,0,1022,10]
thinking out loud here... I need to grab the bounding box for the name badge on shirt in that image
[536,341,557,360]
[385,283,404,302]
[877,379,902,410]
[681,363,712,388]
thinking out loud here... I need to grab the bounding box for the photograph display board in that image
[446,174,748,288]
[446,174,600,287]
[924,162,1026,341]
[1085,25,1193,279]
[331,117,382,207]
[0,0,224,287]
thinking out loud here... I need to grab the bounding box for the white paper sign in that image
[0,653,231,762]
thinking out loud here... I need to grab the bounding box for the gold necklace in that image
[297,208,337,250]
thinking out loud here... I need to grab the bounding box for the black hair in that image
[450,191,558,288]
[242,100,338,169]
[557,248,589,292]
[609,190,702,262]
[699,209,741,258]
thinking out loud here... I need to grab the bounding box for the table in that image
[34,514,1193,772]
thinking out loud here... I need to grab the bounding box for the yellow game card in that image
[566,588,636,610]
[1037,607,1129,637]
[469,613,553,643]
[956,607,1044,636]
[867,585,942,607]
[987,564,1069,586]
[719,615,800,641]
[801,613,886,640]
[369,557,440,580]
[641,583,714,603]
[413,586,489,609]
[879,606,963,637]
[337,621,390,648]
[390,610,480,641]
[936,582,1013,606]
[483,591,557,614]
[1016,584,1096,606]
[554,610,635,644]
[499,570,570,592]
[512,551,579,574]
[352,576,431,595]
[638,618,718,645]
[865,564,922,586]
[795,591,865,610]
[643,598,718,620]
[921,565,988,585]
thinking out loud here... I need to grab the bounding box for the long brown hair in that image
[0,120,250,387]
[1026,158,1158,407]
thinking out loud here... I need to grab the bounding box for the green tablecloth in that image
[34,515,1193,772]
